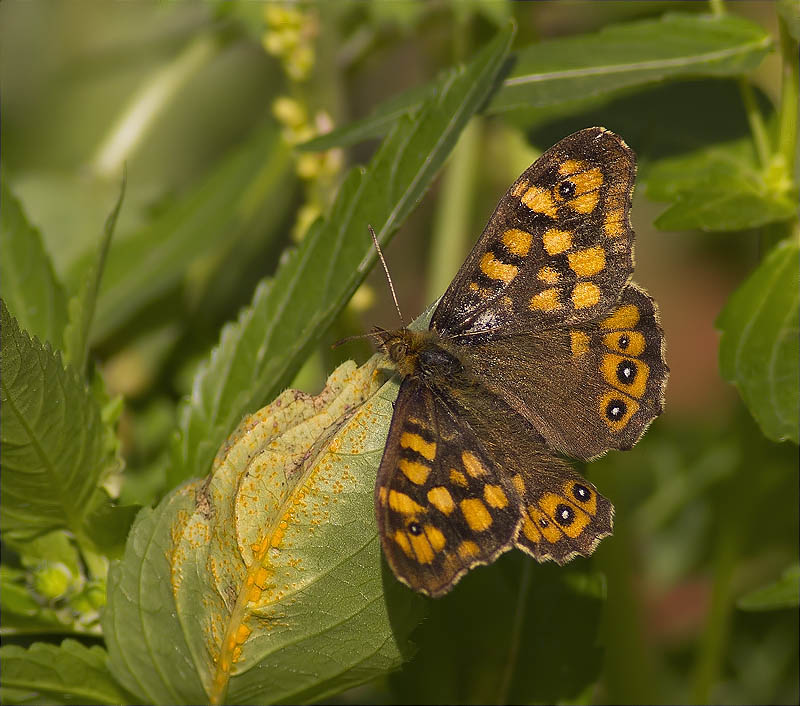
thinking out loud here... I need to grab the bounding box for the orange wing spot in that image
[400,432,436,461]
[603,330,645,356]
[538,493,590,539]
[572,282,601,309]
[427,486,455,515]
[458,540,481,560]
[521,515,541,543]
[604,208,624,237]
[393,530,413,557]
[469,281,492,298]
[568,246,606,277]
[600,353,649,399]
[462,451,488,478]
[601,303,640,330]
[378,486,388,506]
[567,167,603,213]
[542,228,572,255]
[480,252,518,283]
[424,525,446,552]
[398,458,431,485]
[460,498,493,532]
[558,158,587,176]
[530,288,560,311]
[484,484,509,509]
[521,185,557,217]
[502,228,533,257]
[528,505,564,543]
[537,266,560,284]
[512,474,525,495]
[389,490,425,515]
[570,330,590,357]
[511,179,529,197]
[598,390,639,432]
[450,469,468,487]
[564,480,598,515]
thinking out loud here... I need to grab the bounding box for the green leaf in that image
[647,137,797,231]
[393,556,607,704]
[717,238,800,444]
[302,12,772,150]
[0,181,68,347]
[105,358,424,705]
[171,24,515,486]
[0,301,112,539]
[83,121,292,343]
[63,174,125,374]
[0,640,135,705]
[738,563,800,610]
[495,12,772,112]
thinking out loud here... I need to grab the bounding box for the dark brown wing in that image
[375,374,614,596]
[431,127,636,339]
[461,283,668,460]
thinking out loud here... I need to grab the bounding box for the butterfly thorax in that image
[373,327,464,383]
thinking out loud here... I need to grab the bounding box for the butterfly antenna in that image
[369,225,404,325]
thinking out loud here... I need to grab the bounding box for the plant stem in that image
[777,10,799,182]
[691,492,742,704]
[495,559,532,705]
[708,0,726,17]
[426,117,482,303]
[739,78,771,169]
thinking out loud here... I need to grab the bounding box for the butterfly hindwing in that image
[459,283,667,460]
[432,127,636,339]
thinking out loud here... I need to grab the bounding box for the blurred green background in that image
[1,1,797,704]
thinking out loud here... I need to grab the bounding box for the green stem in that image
[426,118,482,303]
[708,0,726,17]
[495,559,532,705]
[691,495,742,704]
[777,10,799,182]
[739,78,771,169]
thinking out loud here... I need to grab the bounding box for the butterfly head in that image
[372,326,463,382]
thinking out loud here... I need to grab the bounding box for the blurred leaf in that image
[105,358,424,705]
[0,640,135,706]
[393,555,607,704]
[739,564,800,611]
[83,122,291,343]
[0,301,113,539]
[0,182,68,347]
[717,239,800,444]
[303,12,771,150]
[778,0,800,42]
[63,174,125,374]
[81,497,140,560]
[648,138,797,231]
[171,24,515,486]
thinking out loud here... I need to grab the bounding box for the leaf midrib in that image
[504,36,771,87]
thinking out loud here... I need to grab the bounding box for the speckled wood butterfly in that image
[373,127,668,597]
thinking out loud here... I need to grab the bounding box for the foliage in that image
[1,2,797,705]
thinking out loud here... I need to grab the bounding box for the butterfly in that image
[372,127,668,597]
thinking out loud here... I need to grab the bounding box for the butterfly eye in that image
[407,521,423,536]
[557,180,576,198]
[389,341,409,360]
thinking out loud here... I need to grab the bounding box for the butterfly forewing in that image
[432,127,636,339]
[375,379,520,597]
